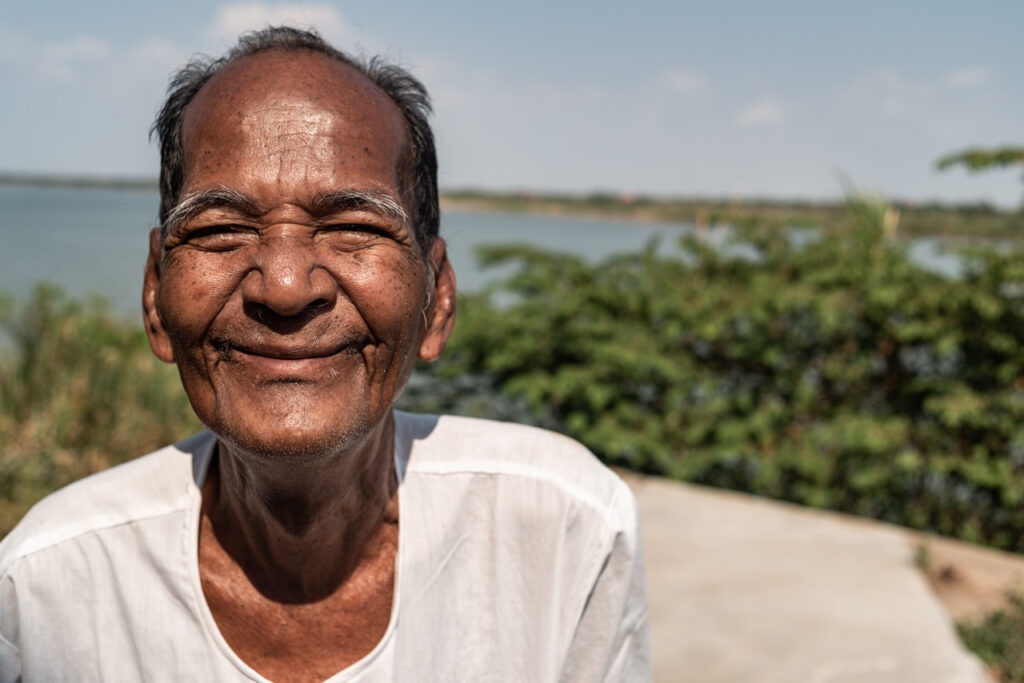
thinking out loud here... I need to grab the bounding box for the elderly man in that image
[0,27,650,681]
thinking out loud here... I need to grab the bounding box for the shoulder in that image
[0,431,214,571]
[395,411,635,529]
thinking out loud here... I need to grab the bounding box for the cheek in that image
[339,251,428,345]
[156,253,243,350]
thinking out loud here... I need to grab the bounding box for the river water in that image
[0,185,965,317]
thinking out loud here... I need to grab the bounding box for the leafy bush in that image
[0,286,200,533]
[407,199,1024,550]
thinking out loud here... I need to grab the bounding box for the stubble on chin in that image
[208,381,377,464]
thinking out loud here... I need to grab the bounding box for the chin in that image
[206,410,377,464]
[187,378,391,463]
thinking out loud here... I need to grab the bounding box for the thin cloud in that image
[735,98,784,129]
[658,67,706,94]
[206,2,349,46]
[8,32,186,83]
[42,35,112,61]
[129,38,189,68]
[943,67,992,88]
[835,65,996,131]
[0,25,29,64]
[837,67,919,118]
[37,36,113,81]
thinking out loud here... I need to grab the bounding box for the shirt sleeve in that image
[559,483,653,682]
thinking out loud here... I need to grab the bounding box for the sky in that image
[1,1,1023,207]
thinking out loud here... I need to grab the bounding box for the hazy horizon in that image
[3,2,1023,208]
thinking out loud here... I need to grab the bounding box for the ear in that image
[143,227,175,364]
[418,237,457,362]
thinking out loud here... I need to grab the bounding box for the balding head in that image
[152,26,439,251]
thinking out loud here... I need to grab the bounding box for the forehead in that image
[181,50,409,197]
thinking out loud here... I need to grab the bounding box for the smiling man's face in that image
[143,49,454,460]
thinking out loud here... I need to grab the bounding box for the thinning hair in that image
[151,26,438,250]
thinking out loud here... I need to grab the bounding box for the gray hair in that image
[151,26,439,251]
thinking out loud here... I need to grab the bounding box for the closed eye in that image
[185,224,255,250]
[318,223,400,251]
[321,223,394,238]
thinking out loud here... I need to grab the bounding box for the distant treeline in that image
[442,188,1024,239]
[0,172,158,190]
[3,173,1020,238]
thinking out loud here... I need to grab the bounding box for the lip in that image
[220,340,362,378]
[233,341,344,360]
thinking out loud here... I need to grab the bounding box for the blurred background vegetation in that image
[3,189,1024,677]
[5,194,1024,551]
[407,194,1024,552]
[0,288,200,532]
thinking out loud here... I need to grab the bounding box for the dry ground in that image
[620,469,1024,625]
[903,529,1024,624]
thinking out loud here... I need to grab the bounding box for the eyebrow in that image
[311,190,408,225]
[161,187,408,241]
[161,187,260,241]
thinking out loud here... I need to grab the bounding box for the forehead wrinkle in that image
[241,105,335,150]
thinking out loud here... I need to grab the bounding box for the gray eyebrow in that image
[162,187,260,241]
[311,190,408,225]
[161,188,408,242]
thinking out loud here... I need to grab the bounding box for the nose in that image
[242,228,337,320]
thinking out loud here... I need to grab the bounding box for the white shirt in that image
[0,412,651,682]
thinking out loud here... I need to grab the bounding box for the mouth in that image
[214,339,364,378]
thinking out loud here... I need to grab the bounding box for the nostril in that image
[243,299,333,334]
[244,302,279,327]
[306,298,332,315]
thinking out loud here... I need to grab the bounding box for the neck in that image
[202,412,399,603]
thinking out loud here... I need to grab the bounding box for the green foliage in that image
[959,596,1024,681]
[409,197,1024,550]
[0,286,201,534]
[937,147,1024,175]
[937,147,1024,205]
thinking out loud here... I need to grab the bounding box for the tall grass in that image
[0,286,201,535]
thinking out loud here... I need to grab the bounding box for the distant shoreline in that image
[0,172,157,190]
[439,190,1023,239]
[3,175,1020,238]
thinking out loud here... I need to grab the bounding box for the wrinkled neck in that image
[202,412,398,602]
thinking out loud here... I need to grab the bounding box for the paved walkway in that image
[625,474,993,683]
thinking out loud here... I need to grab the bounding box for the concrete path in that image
[625,473,993,683]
